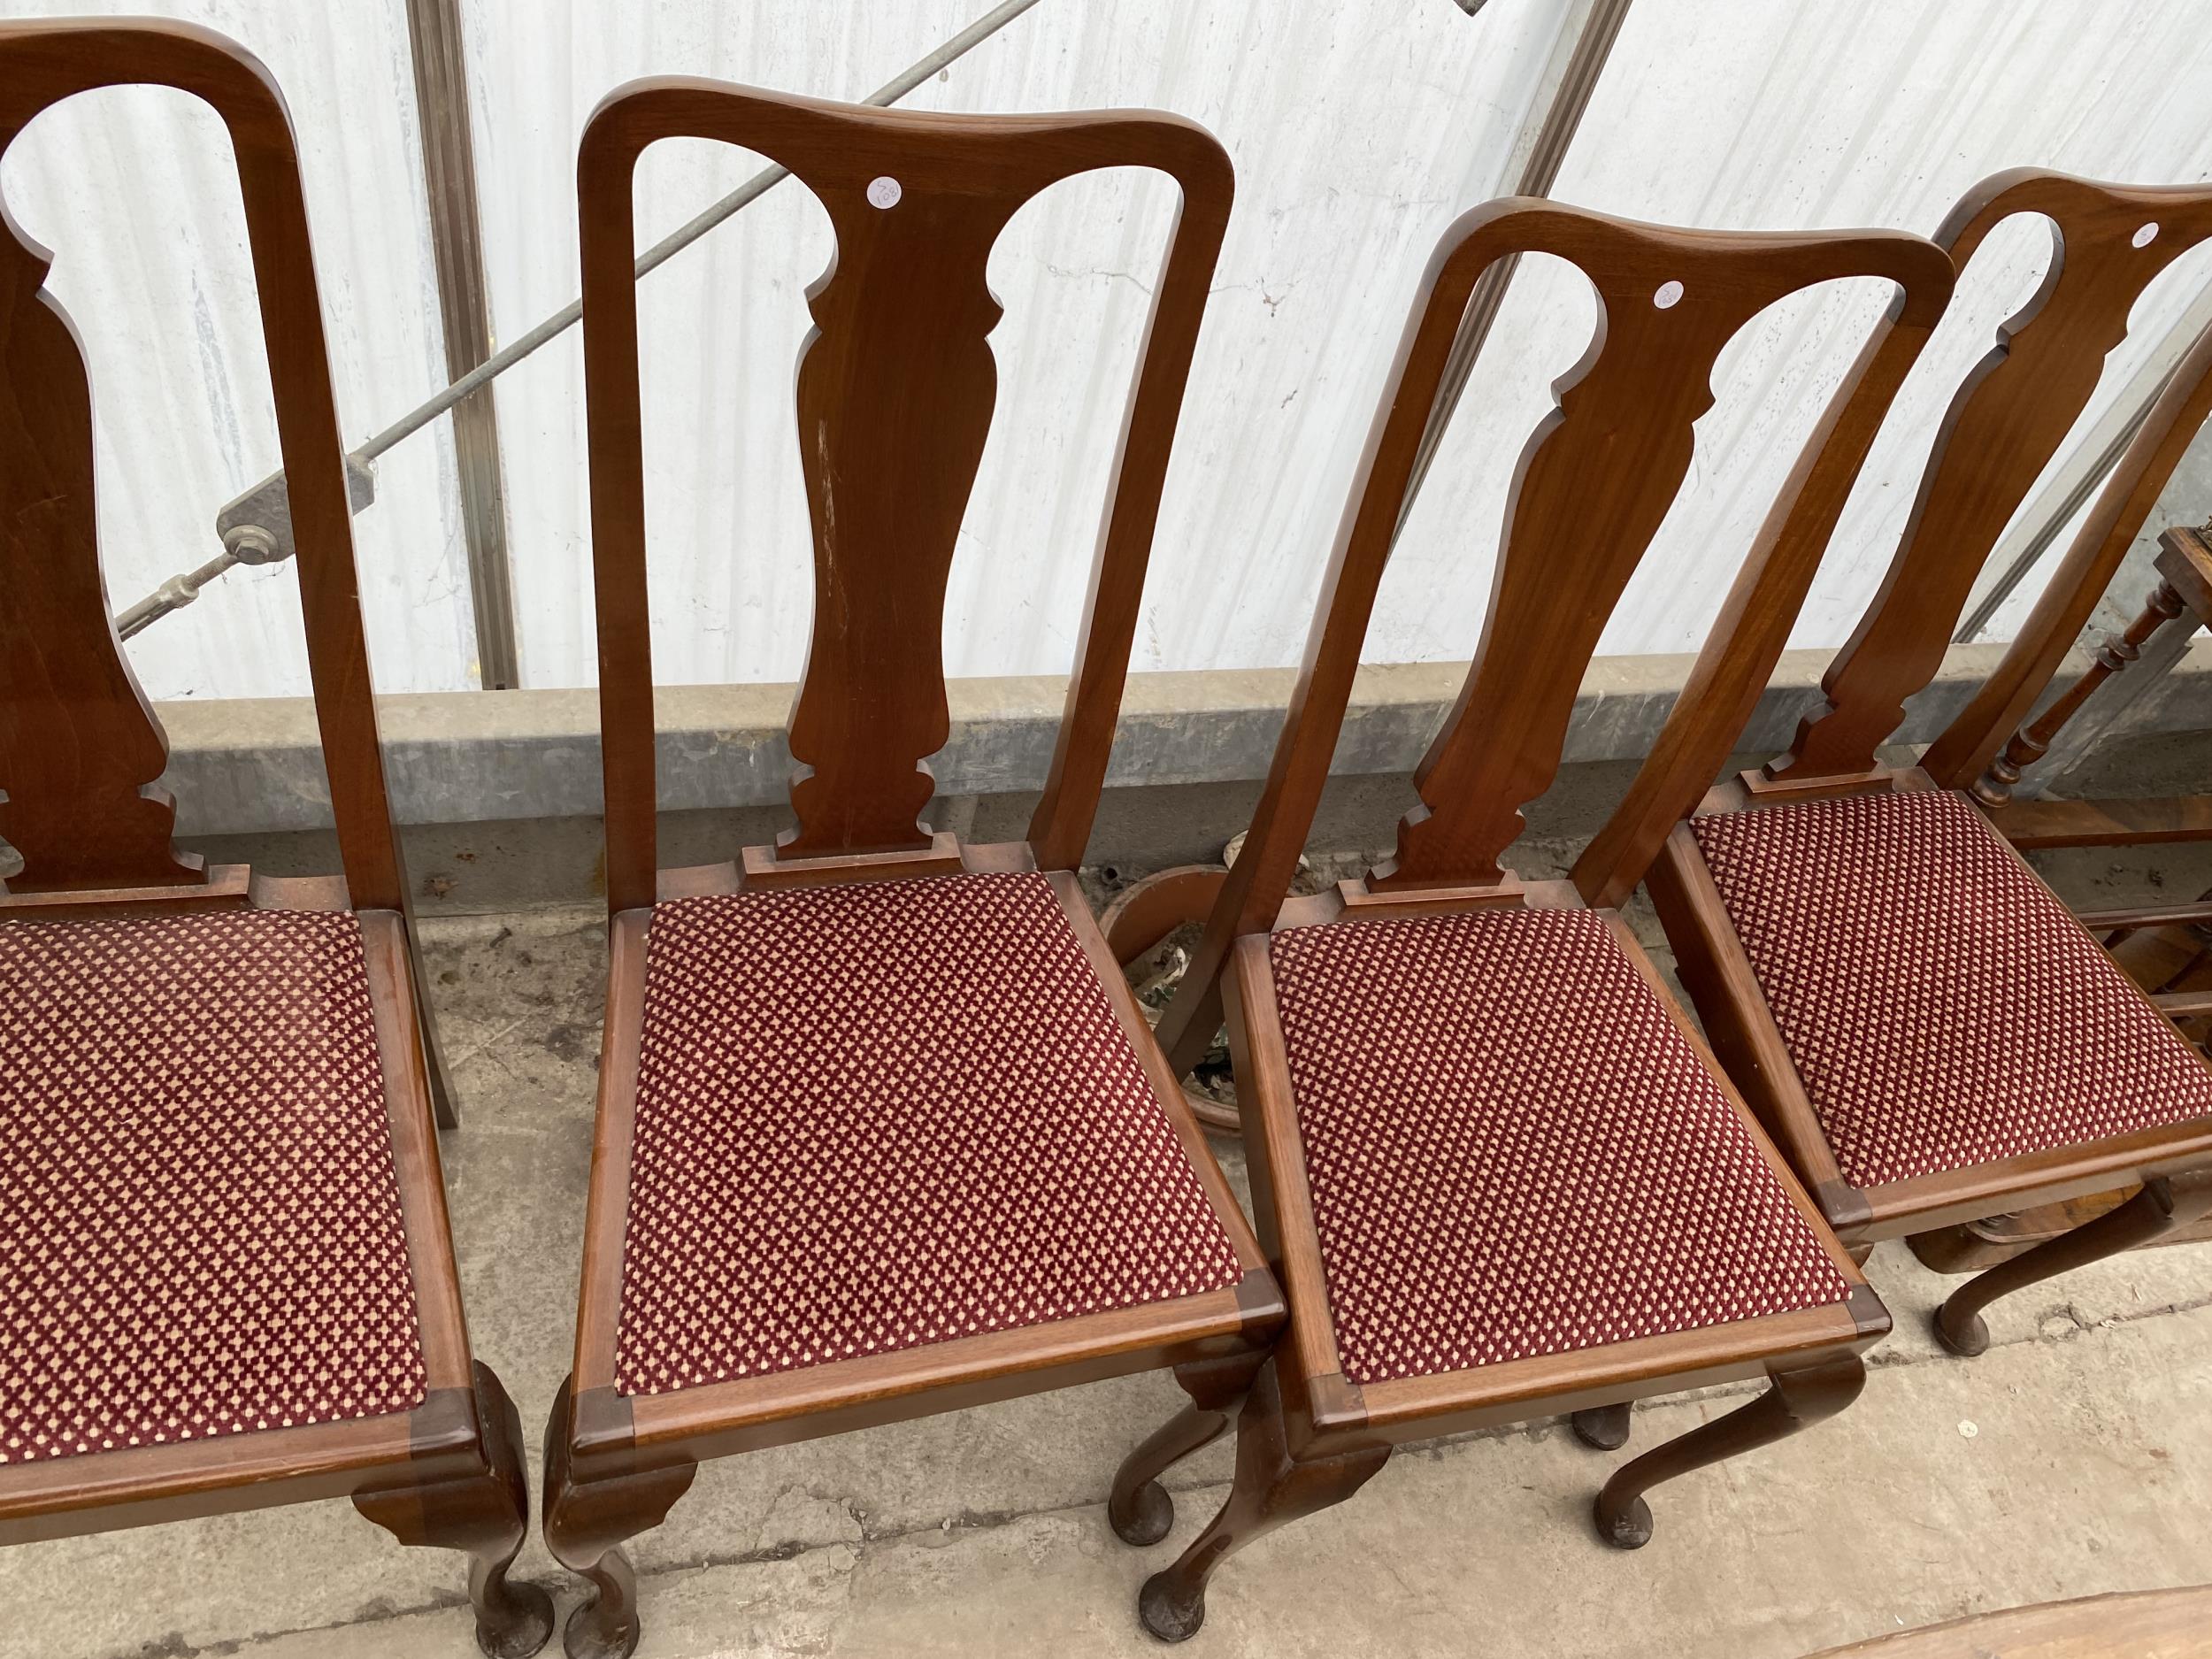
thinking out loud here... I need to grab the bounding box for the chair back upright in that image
[577,81,1233,913]
[1586,174,2212,907]
[1155,199,1954,1071]
[0,19,401,910]
[1801,172,2212,797]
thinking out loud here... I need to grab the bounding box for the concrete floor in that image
[6,849,2212,1659]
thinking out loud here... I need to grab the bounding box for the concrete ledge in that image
[152,637,2212,837]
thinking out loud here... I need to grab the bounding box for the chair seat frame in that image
[557,852,1280,1482]
[1224,895,1885,1455]
[1122,195,1956,1640]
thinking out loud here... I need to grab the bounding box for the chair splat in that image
[784,160,1017,857]
[0,213,199,891]
[1379,211,1949,891]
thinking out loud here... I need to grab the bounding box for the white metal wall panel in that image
[0,0,472,699]
[464,0,2212,692]
[464,0,1575,688]
[11,0,2211,699]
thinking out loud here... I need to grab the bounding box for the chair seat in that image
[615,871,1244,1397]
[0,909,427,1465]
[1691,788,2212,1189]
[1267,907,1850,1387]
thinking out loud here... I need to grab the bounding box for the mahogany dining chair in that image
[539,80,1283,1659]
[1640,173,2212,1360]
[1123,196,1955,1639]
[0,19,547,1658]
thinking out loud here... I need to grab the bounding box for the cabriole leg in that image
[1110,1348,1267,1546]
[541,1376,696,1659]
[353,1363,554,1658]
[1935,1171,2212,1357]
[1137,1358,1387,1643]
[1593,1356,1864,1550]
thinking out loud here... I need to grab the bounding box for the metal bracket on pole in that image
[116,453,375,640]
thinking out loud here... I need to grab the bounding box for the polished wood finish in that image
[1108,1348,1267,1547]
[1932,1171,2212,1356]
[1908,1175,2212,1273]
[1099,863,1229,964]
[0,22,528,1654]
[540,1376,695,1659]
[356,1363,555,1659]
[1152,198,1949,1071]
[1136,1357,1390,1643]
[1985,794,2212,849]
[1770,173,2212,788]
[557,78,1275,1659]
[1132,199,1937,1637]
[1648,174,2212,1348]
[1806,1586,2212,1659]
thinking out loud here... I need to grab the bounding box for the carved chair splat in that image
[1127,197,1953,1640]
[1640,171,2212,1365]
[548,79,1279,1659]
[0,20,541,1657]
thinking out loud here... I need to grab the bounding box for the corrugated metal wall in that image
[12,0,2212,698]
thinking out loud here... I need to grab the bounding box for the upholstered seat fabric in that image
[615,872,1243,1396]
[0,910,426,1465]
[1691,788,2212,1190]
[1268,907,1849,1386]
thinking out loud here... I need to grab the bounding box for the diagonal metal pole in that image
[114,0,1051,642]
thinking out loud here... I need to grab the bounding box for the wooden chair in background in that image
[1911,512,2212,1271]
[0,21,547,1659]
[1126,197,1955,1640]
[540,81,1283,1659]
[1645,172,2212,1361]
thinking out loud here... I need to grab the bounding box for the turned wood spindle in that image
[1970,577,2187,807]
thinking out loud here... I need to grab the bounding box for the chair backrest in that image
[0,19,403,910]
[578,80,1232,914]
[1763,171,2212,792]
[1190,197,1952,963]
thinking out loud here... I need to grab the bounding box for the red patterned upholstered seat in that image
[0,910,427,1465]
[615,871,1245,1395]
[1691,788,2212,1190]
[1266,908,1850,1386]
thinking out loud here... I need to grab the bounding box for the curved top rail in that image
[1770,169,2212,786]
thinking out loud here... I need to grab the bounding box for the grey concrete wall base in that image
[159,639,2212,837]
[139,638,2212,910]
